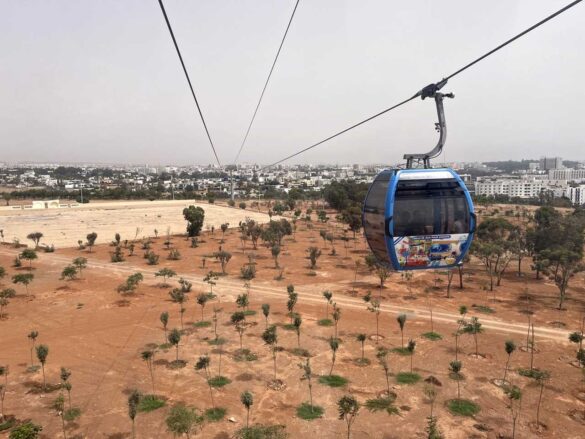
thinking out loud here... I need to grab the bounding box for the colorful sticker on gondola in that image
[393,234,469,268]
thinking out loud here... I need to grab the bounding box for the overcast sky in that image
[1,0,584,166]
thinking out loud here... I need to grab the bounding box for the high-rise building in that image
[539,156,563,171]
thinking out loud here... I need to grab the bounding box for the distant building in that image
[548,169,585,181]
[475,178,543,199]
[539,156,563,171]
[566,185,585,205]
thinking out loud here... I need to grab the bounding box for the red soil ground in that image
[0,204,584,438]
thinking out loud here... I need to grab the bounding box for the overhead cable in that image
[262,0,582,170]
[233,0,301,164]
[157,0,222,168]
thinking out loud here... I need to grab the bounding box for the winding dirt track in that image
[2,248,570,343]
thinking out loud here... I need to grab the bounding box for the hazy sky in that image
[1,0,584,166]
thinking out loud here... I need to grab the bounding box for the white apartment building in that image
[475,178,543,199]
[566,185,585,205]
[548,169,585,181]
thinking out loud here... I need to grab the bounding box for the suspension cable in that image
[157,0,222,168]
[233,0,301,164]
[261,0,582,170]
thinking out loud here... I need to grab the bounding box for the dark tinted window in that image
[393,179,470,236]
[363,171,391,261]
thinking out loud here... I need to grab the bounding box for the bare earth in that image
[0,202,584,438]
[0,200,269,248]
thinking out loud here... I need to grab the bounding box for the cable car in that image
[363,81,476,270]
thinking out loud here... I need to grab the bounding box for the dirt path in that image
[3,248,570,343]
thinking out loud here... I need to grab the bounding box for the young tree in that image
[367,298,381,343]
[60,367,72,409]
[27,232,43,248]
[141,350,156,393]
[356,334,367,363]
[236,293,249,312]
[298,358,314,411]
[449,360,462,399]
[240,391,253,429]
[12,273,34,297]
[155,268,176,286]
[203,271,219,294]
[160,312,169,342]
[20,249,37,270]
[86,232,98,252]
[231,311,247,351]
[462,317,483,357]
[54,393,67,439]
[262,325,279,380]
[220,223,229,243]
[397,314,407,348]
[286,291,298,323]
[332,304,341,339]
[271,245,281,269]
[0,365,8,421]
[196,294,209,321]
[183,205,205,237]
[471,218,515,291]
[329,337,340,376]
[503,340,517,384]
[195,355,215,408]
[376,348,391,394]
[322,290,333,319]
[337,395,360,439]
[117,272,144,295]
[505,385,522,439]
[534,370,550,427]
[0,296,8,319]
[407,339,416,373]
[307,247,322,269]
[128,389,140,439]
[166,404,203,437]
[72,257,88,278]
[261,303,270,328]
[293,315,302,348]
[28,330,39,367]
[169,289,187,329]
[454,306,468,361]
[168,328,182,362]
[36,344,49,391]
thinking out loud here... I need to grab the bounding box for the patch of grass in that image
[26,365,41,373]
[317,319,333,327]
[234,424,288,439]
[208,337,227,346]
[396,372,421,385]
[392,347,412,356]
[296,403,324,420]
[422,331,443,341]
[0,417,16,432]
[291,348,311,357]
[447,399,480,417]
[517,368,543,379]
[137,395,165,412]
[471,304,495,314]
[193,321,212,328]
[63,407,82,421]
[205,407,227,422]
[168,359,187,369]
[234,349,258,362]
[365,396,399,415]
[208,375,231,388]
[158,342,172,350]
[282,323,296,331]
[318,375,348,387]
[307,271,317,277]
[243,310,257,316]
[354,358,371,366]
